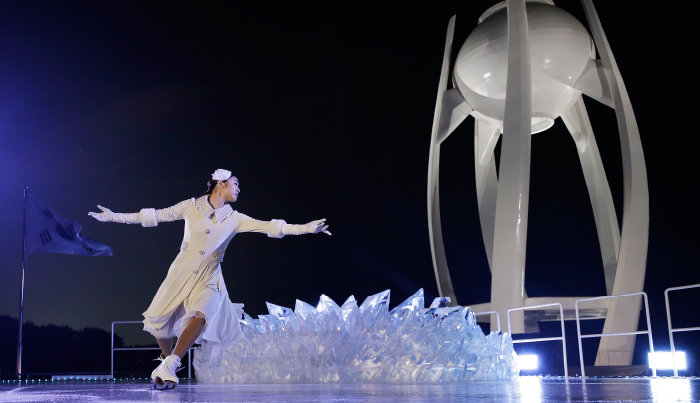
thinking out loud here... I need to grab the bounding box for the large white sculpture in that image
[427,0,648,366]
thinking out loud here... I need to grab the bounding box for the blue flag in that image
[25,194,113,256]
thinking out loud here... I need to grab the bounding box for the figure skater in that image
[88,168,330,389]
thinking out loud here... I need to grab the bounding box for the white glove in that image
[88,205,154,225]
[282,218,331,235]
[88,205,114,222]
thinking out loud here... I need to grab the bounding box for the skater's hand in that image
[305,218,331,235]
[88,205,114,222]
[281,219,332,235]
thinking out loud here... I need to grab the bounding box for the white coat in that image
[139,195,286,344]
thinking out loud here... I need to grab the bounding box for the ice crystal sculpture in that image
[194,289,518,383]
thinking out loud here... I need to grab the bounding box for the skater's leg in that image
[152,313,205,389]
[156,337,174,359]
[172,314,206,358]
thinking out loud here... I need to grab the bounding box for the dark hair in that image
[206,179,217,194]
[206,177,233,194]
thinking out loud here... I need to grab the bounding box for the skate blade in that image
[153,378,176,390]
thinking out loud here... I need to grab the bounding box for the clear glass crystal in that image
[194,289,518,383]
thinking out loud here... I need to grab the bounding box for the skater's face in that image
[222,176,240,202]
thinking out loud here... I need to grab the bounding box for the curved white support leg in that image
[582,0,650,366]
[490,0,532,333]
[474,119,500,270]
[561,96,620,295]
[428,15,472,305]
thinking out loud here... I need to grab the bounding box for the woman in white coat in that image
[89,168,330,389]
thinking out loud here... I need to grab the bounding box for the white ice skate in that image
[151,354,181,390]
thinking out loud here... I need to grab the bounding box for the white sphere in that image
[454,1,593,133]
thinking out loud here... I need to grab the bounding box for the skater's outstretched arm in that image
[234,214,331,237]
[282,218,331,236]
[88,198,194,227]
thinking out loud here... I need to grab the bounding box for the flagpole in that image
[17,185,28,380]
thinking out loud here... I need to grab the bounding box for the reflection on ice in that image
[650,378,692,403]
[518,376,543,403]
[195,289,518,383]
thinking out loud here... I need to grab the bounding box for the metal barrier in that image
[473,310,501,333]
[111,321,193,379]
[665,283,700,376]
[575,292,655,377]
[508,303,568,377]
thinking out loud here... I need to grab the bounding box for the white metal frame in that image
[428,0,650,367]
[665,283,700,376]
[473,310,501,333]
[507,303,568,377]
[575,292,655,377]
[111,321,193,379]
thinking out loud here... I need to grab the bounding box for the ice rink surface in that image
[2,376,700,402]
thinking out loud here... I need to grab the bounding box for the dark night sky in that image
[1,0,698,352]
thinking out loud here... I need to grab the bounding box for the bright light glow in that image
[517,354,538,370]
[650,378,691,403]
[517,376,542,403]
[648,351,687,370]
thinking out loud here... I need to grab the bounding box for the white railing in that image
[665,283,700,376]
[111,321,193,379]
[508,303,568,377]
[575,292,655,378]
[473,310,501,333]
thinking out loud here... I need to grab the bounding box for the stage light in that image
[517,354,539,370]
[648,351,687,370]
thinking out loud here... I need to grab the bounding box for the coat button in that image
[205,229,211,234]
[199,250,205,255]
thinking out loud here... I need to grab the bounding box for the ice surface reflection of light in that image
[517,376,542,403]
[650,378,692,403]
[648,351,687,370]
